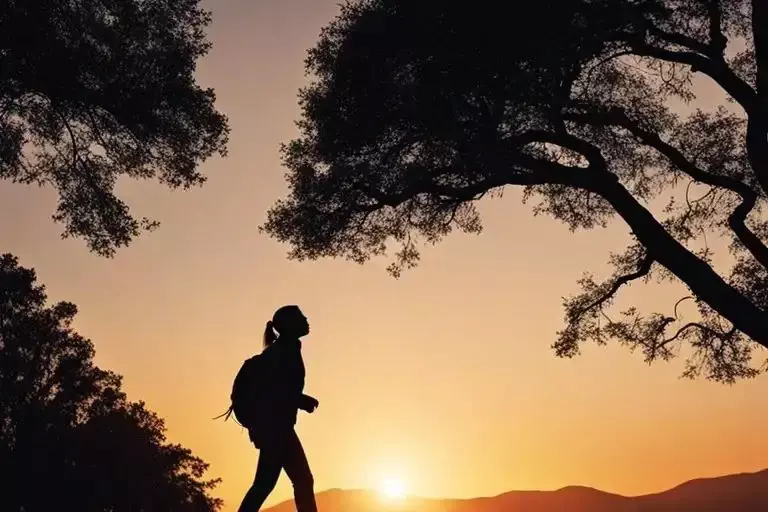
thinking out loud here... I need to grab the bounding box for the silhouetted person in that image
[238,305,319,512]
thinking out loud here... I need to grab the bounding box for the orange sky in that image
[1,1,767,510]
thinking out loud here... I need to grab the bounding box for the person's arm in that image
[298,394,319,412]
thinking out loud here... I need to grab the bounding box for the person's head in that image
[263,305,310,347]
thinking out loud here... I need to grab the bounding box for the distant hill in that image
[263,468,768,511]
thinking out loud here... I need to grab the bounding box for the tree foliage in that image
[0,253,222,511]
[263,0,768,382]
[0,0,229,255]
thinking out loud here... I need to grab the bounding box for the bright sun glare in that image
[379,477,407,500]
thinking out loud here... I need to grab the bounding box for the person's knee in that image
[294,470,314,490]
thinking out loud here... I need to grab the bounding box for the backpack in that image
[216,347,276,430]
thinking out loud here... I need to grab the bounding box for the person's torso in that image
[264,337,305,425]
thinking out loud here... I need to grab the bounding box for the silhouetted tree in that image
[263,0,768,382]
[0,0,229,256]
[0,254,222,511]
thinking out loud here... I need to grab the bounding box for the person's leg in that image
[281,430,317,512]
[238,442,283,512]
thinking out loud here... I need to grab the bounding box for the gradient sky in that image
[1,1,768,510]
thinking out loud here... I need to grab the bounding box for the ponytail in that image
[263,320,277,348]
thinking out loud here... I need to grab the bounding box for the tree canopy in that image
[263,0,768,382]
[0,253,222,510]
[0,0,229,256]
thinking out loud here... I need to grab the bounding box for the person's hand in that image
[301,395,320,413]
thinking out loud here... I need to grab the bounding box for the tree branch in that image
[673,296,694,319]
[753,0,768,99]
[578,253,654,319]
[49,101,79,171]
[356,130,616,209]
[659,321,729,348]
[745,115,768,198]
[647,26,710,56]
[565,109,768,269]
[705,0,727,58]
[630,43,759,112]
[738,0,768,200]
[510,130,607,170]
[355,166,508,208]
[626,25,768,197]
[594,172,768,347]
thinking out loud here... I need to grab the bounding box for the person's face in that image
[294,308,310,337]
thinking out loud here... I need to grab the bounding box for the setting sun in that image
[379,477,407,500]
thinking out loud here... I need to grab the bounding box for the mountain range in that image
[264,468,768,511]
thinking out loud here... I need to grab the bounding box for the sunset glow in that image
[3,1,768,511]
